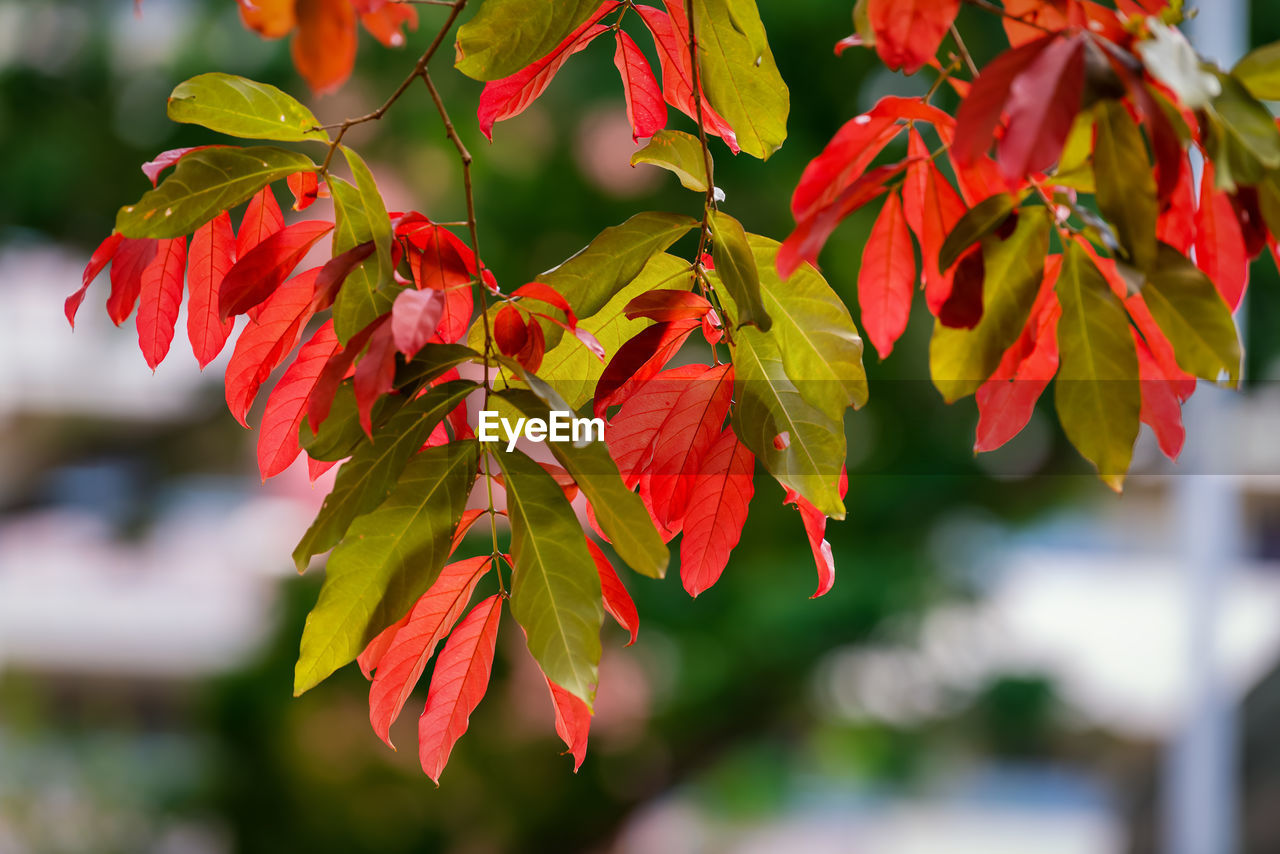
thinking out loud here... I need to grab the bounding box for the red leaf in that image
[1002,0,1069,46]
[391,288,446,358]
[312,241,377,311]
[308,457,338,482]
[187,211,238,368]
[237,0,294,37]
[305,318,382,433]
[623,288,712,323]
[1135,329,1185,460]
[902,129,966,313]
[400,222,478,290]
[368,556,491,749]
[784,468,848,598]
[236,186,284,260]
[258,321,340,479]
[354,321,399,436]
[633,2,739,152]
[418,593,503,784]
[544,677,591,772]
[643,363,734,528]
[938,247,984,329]
[1157,155,1196,254]
[292,0,357,94]
[974,258,1063,452]
[586,539,638,645]
[607,363,708,488]
[224,267,320,427]
[952,36,1055,167]
[477,4,616,140]
[996,35,1085,182]
[866,0,960,75]
[67,233,124,328]
[107,238,159,326]
[136,237,188,369]
[593,319,701,419]
[613,29,667,141]
[434,283,474,346]
[287,171,322,211]
[495,306,529,358]
[678,429,755,597]
[359,0,417,48]
[513,282,576,326]
[220,220,334,320]
[858,190,916,359]
[141,146,215,187]
[358,613,410,680]
[450,508,489,554]
[1195,160,1249,311]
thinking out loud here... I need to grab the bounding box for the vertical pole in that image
[1162,5,1248,854]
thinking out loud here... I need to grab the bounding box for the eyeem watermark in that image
[478,410,605,452]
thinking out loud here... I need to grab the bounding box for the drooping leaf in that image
[902,129,967,313]
[294,440,480,695]
[749,234,868,420]
[644,363,735,528]
[1054,242,1140,491]
[1204,72,1280,189]
[1194,160,1249,311]
[368,555,491,748]
[930,208,1050,403]
[497,448,603,705]
[187,211,237,368]
[586,540,639,645]
[106,238,159,325]
[593,318,700,418]
[614,29,667,141]
[288,170,322,210]
[1134,329,1186,461]
[391,288,446,358]
[455,0,607,81]
[219,220,334,319]
[624,286,712,322]
[1142,244,1241,386]
[707,211,770,331]
[731,325,847,519]
[116,146,316,240]
[679,428,754,597]
[544,676,592,772]
[952,35,1054,167]
[293,380,478,568]
[783,467,847,598]
[67,233,124,328]
[142,146,218,187]
[1094,99,1158,272]
[417,594,503,784]
[630,130,709,192]
[857,190,915,360]
[500,388,668,579]
[167,72,329,142]
[996,35,1084,182]
[687,0,789,160]
[135,237,187,369]
[292,0,358,94]
[259,321,341,479]
[477,12,613,139]
[865,0,960,75]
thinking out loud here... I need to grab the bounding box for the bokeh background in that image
[3,1,1280,852]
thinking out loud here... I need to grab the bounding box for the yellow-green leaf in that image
[330,175,393,342]
[455,0,602,81]
[116,146,315,239]
[499,389,668,579]
[693,0,789,159]
[1094,100,1158,272]
[631,130,710,192]
[708,210,770,330]
[1233,41,1280,101]
[167,73,329,143]
[1142,244,1241,386]
[939,193,1018,273]
[498,448,603,705]
[1054,242,1140,491]
[931,208,1050,403]
[294,441,480,695]
[1205,71,1280,189]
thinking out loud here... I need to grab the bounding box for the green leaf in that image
[116,146,316,239]
[455,0,602,81]
[330,170,394,342]
[938,193,1017,272]
[692,0,789,159]
[1258,172,1280,237]
[1093,100,1158,272]
[708,211,770,331]
[1052,112,1096,192]
[292,380,479,571]
[745,234,867,420]
[1054,242,1140,492]
[294,440,480,695]
[1205,71,1280,189]
[537,253,691,407]
[167,73,329,143]
[930,208,1050,403]
[630,130,710,192]
[498,389,668,579]
[498,448,603,705]
[731,325,847,519]
[536,212,697,347]
[1142,244,1241,386]
[1233,41,1280,101]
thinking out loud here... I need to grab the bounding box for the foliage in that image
[67,0,1280,782]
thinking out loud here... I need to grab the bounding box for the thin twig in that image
[949,23,980,77]
[960,0,1056,33]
